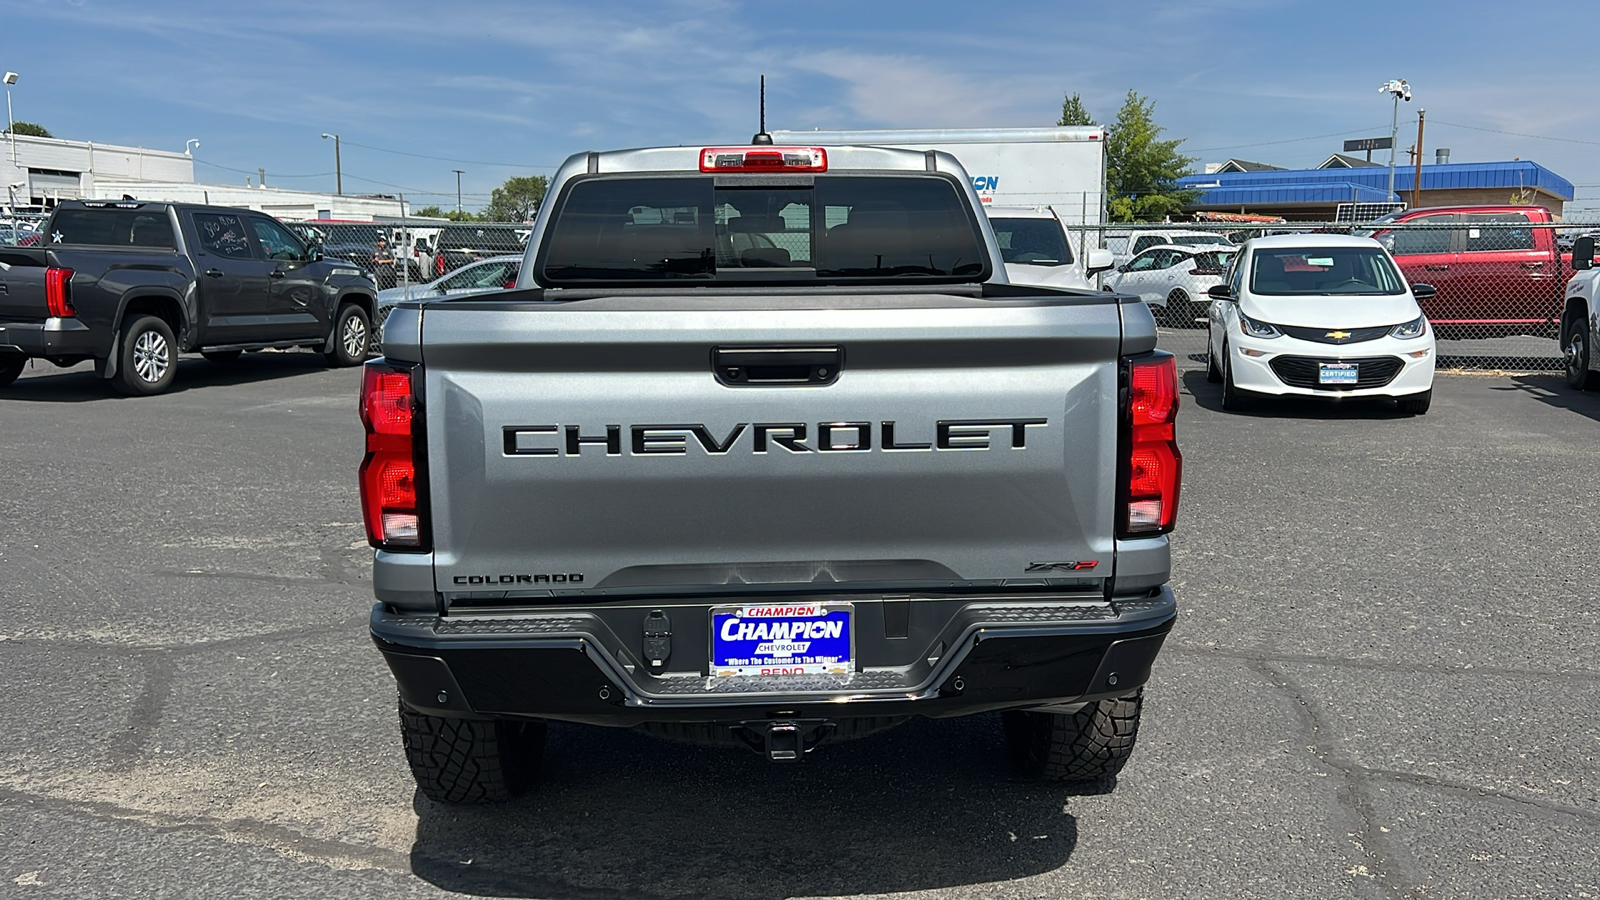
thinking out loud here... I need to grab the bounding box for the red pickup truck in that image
[1363,205,1570,337]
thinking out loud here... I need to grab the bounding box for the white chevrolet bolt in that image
[1206,234,1437,414]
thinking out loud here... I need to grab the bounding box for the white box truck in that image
[771,126,1106,222]
[769,126,1110,288]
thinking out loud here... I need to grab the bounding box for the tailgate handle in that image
[714,346,841,386]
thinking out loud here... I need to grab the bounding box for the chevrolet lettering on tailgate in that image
[502,419,1049,457]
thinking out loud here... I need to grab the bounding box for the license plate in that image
[1319,363,1358,385]
[710,602,853,678]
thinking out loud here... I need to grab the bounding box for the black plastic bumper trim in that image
[372,590,1176,725]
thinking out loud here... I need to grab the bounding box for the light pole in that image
[185,138,200,155]
[4,72,18,167]
[321,133,342,196]
[452,169,464,215]
[1379,78,1411,202]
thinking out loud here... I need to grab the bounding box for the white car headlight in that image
[1238,312,1282,339]
[1389,315,1427,339]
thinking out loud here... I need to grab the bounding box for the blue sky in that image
[6,0,1599,213]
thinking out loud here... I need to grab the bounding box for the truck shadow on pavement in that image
[0,352,336,403]
[1180,369,1415,419]
[409,714,1089,899]
[1500,374,1600,424]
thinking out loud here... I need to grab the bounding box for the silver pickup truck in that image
[363,142,1182,803]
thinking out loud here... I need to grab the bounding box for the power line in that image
[193,157,333,179]
[1428,120,1600,147]
[333,138,559,169]
[1187,125,1392,154]
[341,172,493,199]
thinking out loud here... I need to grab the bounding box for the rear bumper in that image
[0,317,106,360]
[370,587,1177,726]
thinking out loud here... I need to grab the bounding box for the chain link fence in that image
[0,213,48,246]
[1078,220,1597,374]
[282,219,531,349]
[277,216,1596,375]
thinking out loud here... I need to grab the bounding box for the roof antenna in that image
[751,75,773,145]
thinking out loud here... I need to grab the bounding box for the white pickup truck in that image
[1562,236,1600,390]
[985,206,1115,291]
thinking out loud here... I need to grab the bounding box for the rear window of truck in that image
[538,175,988,286]
[48,208,176,249]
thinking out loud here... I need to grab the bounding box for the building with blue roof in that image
[1178,159,1574,220]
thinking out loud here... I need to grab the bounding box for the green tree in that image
[4,121,51,138]
[413,205,480,221]
[1057,93,1096,127]
[1103,91,1198,222]
[482,174,548,223]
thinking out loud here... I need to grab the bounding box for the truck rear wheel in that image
[399,699,544,804]
[1002,690,1144,783]
[115,315,179,395]
[0,351,25,388]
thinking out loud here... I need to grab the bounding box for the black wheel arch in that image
[1563,297,1590,347]
[324,290,377,355]
[117,291,190,349]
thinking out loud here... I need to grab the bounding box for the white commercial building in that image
[3,133,411,221]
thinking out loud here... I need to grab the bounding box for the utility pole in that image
[453,169,464,215]
[321,133,342,195]
[1411,109,1426,209]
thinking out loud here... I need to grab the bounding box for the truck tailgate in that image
[419,293,1124,599]
[0,249,49,322]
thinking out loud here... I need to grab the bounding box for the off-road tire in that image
[115,315,179,396]
[1220,343,1252,411]
[399,699,545,804]
[1564,314,1599,391]
[324,303,370,367]
[1396,389,1432,415]
[1002,690,1144,783]
[201,350,242,363]
[0,351,25,387]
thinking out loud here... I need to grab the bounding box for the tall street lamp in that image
[453,169,464,215]
[1379,79,1412,202]
[321,132,342,196]
[5,72,18,167]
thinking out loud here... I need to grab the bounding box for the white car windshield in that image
[1249,247,1406,296]
[990,217,1074,266]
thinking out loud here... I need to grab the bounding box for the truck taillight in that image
[699,146,827,173]
[1119,354,1182,536]
[360,362,427,550]
[46,267,76,318]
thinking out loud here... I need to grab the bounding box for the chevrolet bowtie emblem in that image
[1325,330,1351,340]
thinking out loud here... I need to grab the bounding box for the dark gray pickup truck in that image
[0,201,378,394]
[364,142,1182,803]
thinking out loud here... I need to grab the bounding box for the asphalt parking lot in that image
[2,352,1597,899]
